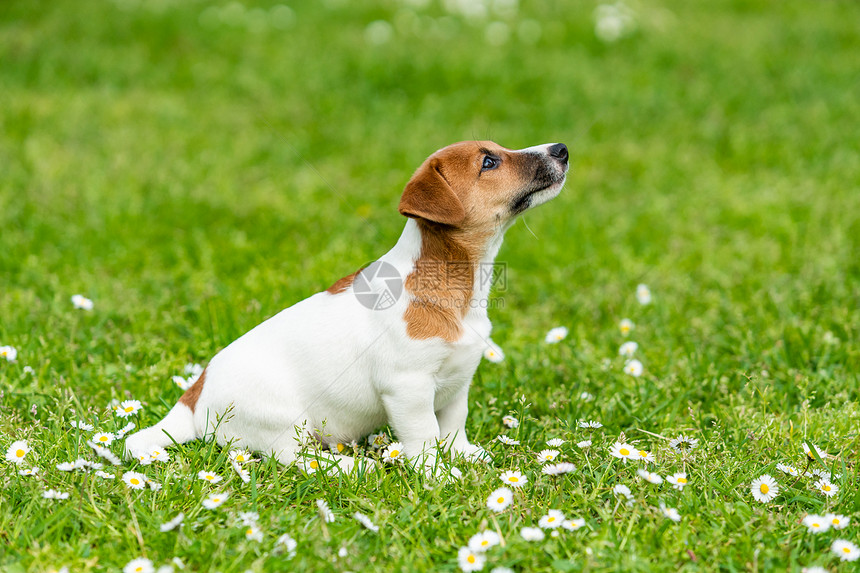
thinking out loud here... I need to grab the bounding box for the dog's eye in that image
[482,155,499,171]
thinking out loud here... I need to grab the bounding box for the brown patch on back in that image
[179,368,206,412]
[326,266,366,294]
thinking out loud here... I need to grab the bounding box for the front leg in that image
[436,384,490,462]
[381,374,440,466]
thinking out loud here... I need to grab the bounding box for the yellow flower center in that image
[823,484,831,491]
[639,451,647,457]
[812,522,820,528]
[481,540,489,546]
[135,568,143,573]
[124,406,134,412]
[497,497,505,503]
[206,475,213,480]
[99,436,108,442]
[467,555,475,564]
[509,476,519,482]
[247,528,253,535]
[844,548,851,554]
[15,449,25,458]
[130,478,140,485]
[212,498,220,502]
[548,517,556,522]
[236,454,245,461]
[389,450,400,458]
[309,460,319,469]
[336,444,344,453]
[833,518,840,525]
[759,484,769,494]
[619,448,630,456]
[677,477,688,484]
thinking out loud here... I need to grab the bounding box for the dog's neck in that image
[387,218,506,342]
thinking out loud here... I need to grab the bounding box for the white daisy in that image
[70,420,94,431]
[244,525,263,542]
[198,470,222,484]
[19,467,39,476]
[457,546,486,571]
[23,365,35,375]
[238,511,259,526]
[669,434,699,452]
[666,472,690,491]
[499,470,527,488]
[57,461,79,472]
[0,345,18,362]
[579,391,594,401]
[801,567,827,573]
[776,463,800,477]
[832,539,860,562]
[353,512,379,532]
[483,340,505,363]
[520,526,545,541]
[160,512,185,532]
[468,530,500,552]
[813,478,838,497]
[618,341,638,357]
[123,471,147,490]
[202,492,229,509]
[577,440,592,448]
[542,462,576,476]
[635,449,655,463]
[229,450,253,464]
[231,460,251,483]
[502,415,519,428]
[116,399,142,418]
[5,440,30,464]
[750,474,778,502]
[276,533,298,558]
[545,326,568,344]
[660,503,681,522]
[538,509,565,529]
[619,318,635,336]
[546,438,565,448]
[486,487,513,512]
[316,499,335,522]
[95,470,115,479]
[123,558,153,573]
[329,442,347,454]
[623,359,643,377]
[495,436,520,447]
[612,484,633,499]
[146,479,161,491]
[92,432,115,446]
[71,294,94,311]
[579,420,603,429]
[609,442,637,462]
[184,362,204,377]
[382,441,405,463]
[116,422,136,438]
[803,442,827,461]
[172,375,195,390]
[149,447,169,463]
[637,469,663,484]
[42,489,70,500]
[635,283,652,305]
[825,513,849,530]
[537,449,560,463]
[802,514,831,533]
[562,518,586,531]
[85,441,120,465]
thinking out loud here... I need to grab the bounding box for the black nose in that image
[548,143,568,163]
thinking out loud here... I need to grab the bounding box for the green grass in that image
[1,0,859,570]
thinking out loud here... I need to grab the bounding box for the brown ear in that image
[398,159,466,225]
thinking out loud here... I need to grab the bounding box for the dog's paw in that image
[455,442,493,464]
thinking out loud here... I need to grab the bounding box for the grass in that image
[1,0,859,570]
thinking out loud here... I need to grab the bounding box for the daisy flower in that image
[329,442,347,454]
[750,474,778,502]
[367,432,389,450]
[116,399,142,418]
[545,326,568,344]
[147,478,161,491]
[660,504,682,522]
[801,514,831,533]
[0,345,18,362]
[353,512,379,533]
[57,461,80,472]
[457,546,486,572]
[42,489,70,500]
[546,438,565,448]
[635,283,652,305]
[502,415,519,428]
[619,318,635,336]
[203,492,229,509]
[92,432,115,446]
[172,375,195,390]
[520,527,545,541]
[637,469,663,484]
[123,471,147,490]
[499,470,527,488]
[6,440,31,465]
[813,478,838,497]
[623,359,643,377]
[70,420,94,431]
[562,518,586,531]
[198,470,223,484]
[123,558,153,573]
[71,294,94,311]
[825,513,849,530]
[231,460,251,483]
[803,442,827,461]
[149,447,169,463]
[538,509,565,529]
[612,484,633,499]
[542,462,576,476]
[229,450,252,464]
[276,533,298,558]
[832,539,860,562]
[635,449,655,463]
[577,440,592,448]
[95,470,115,479]
[618,341,638,357]
[483,340,505,363]
[486,487,513,512]
[669,434,699,452]
[537,449,560,463]
[609,442,637,462]
[776,463,800,477]
[19,467,39,476]
[580,391,594,401]
[579,420,602,429]
[468,530,500,552]
[238,511,259,526]
[116,422,136,438]
[382,441,405,463]
[245,525,263,542]
[667,472,690,491]
[316,499,335,522]
[185,362,204,377]
[135,452,153,466]
[160,512,185,532]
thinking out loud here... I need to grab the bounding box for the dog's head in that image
[398,140,569,230]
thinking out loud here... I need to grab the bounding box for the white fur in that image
[125,144,567,471]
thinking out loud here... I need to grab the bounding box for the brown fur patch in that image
[326,266,366,294]
[179,368,206,412]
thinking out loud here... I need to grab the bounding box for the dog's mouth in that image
[509,171,567,215]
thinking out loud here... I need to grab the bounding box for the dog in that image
[125,140,569,472]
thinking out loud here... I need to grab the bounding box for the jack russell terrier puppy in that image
[125,140,569,472]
